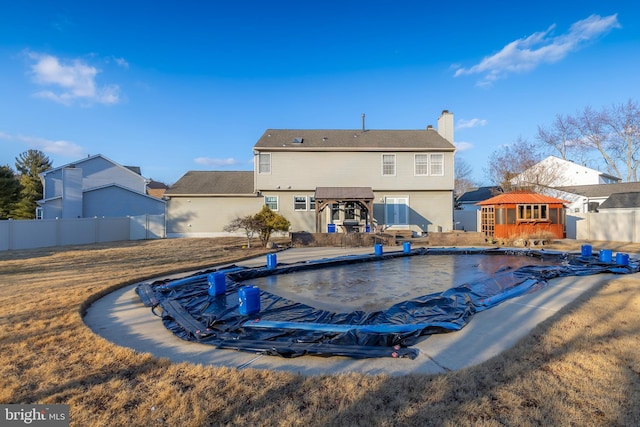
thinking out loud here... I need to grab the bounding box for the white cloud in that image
[194,157,239,167]
[1,132,85,157]
[456,118,487,130]
[114,57,129,69]
[26,52,122,106]
[454,141,474,152]
[454,14,620,86]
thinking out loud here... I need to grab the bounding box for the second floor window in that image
[258,153,271,174]
[382,154,396,176]
[430,154,444,176]
[415,154,429,175]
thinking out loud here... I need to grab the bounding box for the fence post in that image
[56,218,61,246]
[8,219,13,250]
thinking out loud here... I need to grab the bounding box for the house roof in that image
[124,166,142,175]
[147,180,168,190]
[515,156,621,184]
[314,187,374,200]
[555,182,640,198]
[457,186,503,203]
[598,192,640,209]
[165,171,254,196]
[254,129,455,151]
[39,183,166,204]
[40,154,144,179]
[477,192,568,206]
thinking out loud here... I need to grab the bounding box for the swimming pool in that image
[243,253,565,313]
[135,246,637,359]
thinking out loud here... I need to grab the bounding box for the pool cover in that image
[135,247,638,359]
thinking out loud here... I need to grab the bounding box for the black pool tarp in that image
[135,247,638,359]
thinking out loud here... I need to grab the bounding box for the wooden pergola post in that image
[314,187,375,233]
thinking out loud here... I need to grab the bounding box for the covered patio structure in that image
[314,187,375,233]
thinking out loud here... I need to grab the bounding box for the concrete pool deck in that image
[84,246,617,376]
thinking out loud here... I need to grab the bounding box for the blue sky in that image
[1,1,638,185]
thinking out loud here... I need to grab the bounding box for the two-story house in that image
[38,154,165,219]
[510,156,623,213]
[165,111,456,237]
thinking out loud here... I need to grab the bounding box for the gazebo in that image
[314,187,374,233]
[477,191,567,239]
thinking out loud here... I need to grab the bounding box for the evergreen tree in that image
[253,205,291,247]
[13,150,52,219]
[0,165,21,219]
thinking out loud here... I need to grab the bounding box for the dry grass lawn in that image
[1,238,640,426]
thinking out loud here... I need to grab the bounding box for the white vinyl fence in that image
[0,215,165,251]
[452,210,640,243]
[567,211,640,243]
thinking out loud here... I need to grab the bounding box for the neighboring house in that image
[597,192,640,211]
[477,191,568,239]
[456,186,503,211]
[166,111,456,237]
[453,186,503,232]
[554,182,640,213]
[165,171,259,236]
[147,180,169,199]
[511,156,620,190]
[38,154,165,219]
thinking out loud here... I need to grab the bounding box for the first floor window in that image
[345,202,356,220]
[265,196,278,210]
[294,196,307,211]
[331,204,340,221]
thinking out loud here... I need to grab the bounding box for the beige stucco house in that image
[165,111,456,237]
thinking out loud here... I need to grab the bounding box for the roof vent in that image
[427,125,434,130]
[292,137,303,144]
[322,136,328,141]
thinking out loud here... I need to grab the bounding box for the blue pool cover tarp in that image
[135,247,638,359]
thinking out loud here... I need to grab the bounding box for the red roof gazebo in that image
[477,192,567,239]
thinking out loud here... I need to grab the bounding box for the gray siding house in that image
[166,111,456,237]
[38,154,165,219]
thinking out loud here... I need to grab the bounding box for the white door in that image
[385,197,409,226]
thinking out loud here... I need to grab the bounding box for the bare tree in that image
[223,215,260,248]
[572,106,621,179]
[485,137,541,190]
[603,99,640,182]
[454,157,476,196]
[536,113,584,161]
